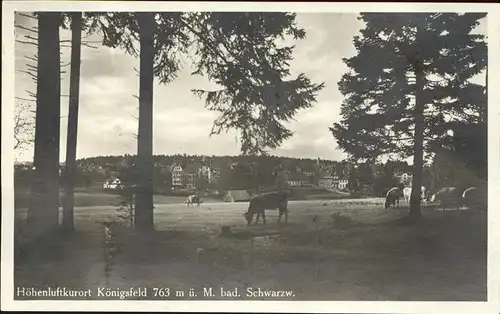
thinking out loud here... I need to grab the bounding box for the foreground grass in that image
[13,200,486,301]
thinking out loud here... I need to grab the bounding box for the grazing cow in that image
[429,187,461,210]
[385,187,403,209]
[243,191,288,225]
[403,186,427,204]
[186,194,201,207]
[462,187,487,210]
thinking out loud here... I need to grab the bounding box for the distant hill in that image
[73,154,348,176]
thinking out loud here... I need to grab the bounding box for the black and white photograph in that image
[2,1,499,313]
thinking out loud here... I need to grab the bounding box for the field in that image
[13,186,348,209]
[14,188,221,209]
[13,197,486,301]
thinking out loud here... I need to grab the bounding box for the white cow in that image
[186,194,201,207]
[403,186,427,204]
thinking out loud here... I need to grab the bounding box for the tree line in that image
[15,154,345,192]
[16,143,486,201]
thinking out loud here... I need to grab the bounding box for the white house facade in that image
[338,178,348,190]
[171,165,184,187]
[198,165,212,182]
[318,176,337,190]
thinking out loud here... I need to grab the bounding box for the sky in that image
[14,12,487,163]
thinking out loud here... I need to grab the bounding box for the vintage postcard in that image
[2,1,499,313]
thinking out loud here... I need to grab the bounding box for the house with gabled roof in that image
[287,172,312,187]
[222,190,251,202]
[395,172,412,187]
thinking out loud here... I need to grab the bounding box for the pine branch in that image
[25,55,38,62]
[15,24,38,33]
[187,15,262,86]
[178,16,231,66]
[18,13,37,20]
[19,70,37,80]
[25,63,37,71]
[82,42,99,49]
[26,90,37,98]
[15,96,36,102]
[203,17,267,86]
[23,34,39,42]
[15,39,37,46]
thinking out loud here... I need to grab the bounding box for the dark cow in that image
[385,187,403,209]
[429,187,461,210]
[186,194,201,207]
[243,191,288,225]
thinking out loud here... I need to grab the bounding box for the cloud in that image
[294,13,364,61]
[273,100,347,160]
[81,46,138,79]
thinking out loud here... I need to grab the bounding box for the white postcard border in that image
[2,2,499,313]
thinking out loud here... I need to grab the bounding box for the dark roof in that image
[287,173,310,181]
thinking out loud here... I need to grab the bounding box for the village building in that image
[396,172,413,187]
[198,164,212,182]
[338,177,349,190]
[171,164,184,188]
[318,176,338,190]
[182,163,201,190]
[286,172,312,187]
[210,168,220,183]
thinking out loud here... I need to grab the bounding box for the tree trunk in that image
[409,62,425,221]
[62,12,83,231]
[483,67,487,124]
[483,67,488,180]
[134,12,155,232]
[27,12,62,235]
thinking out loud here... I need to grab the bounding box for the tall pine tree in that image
[331,13,487,220]
[62,12,83,231]
[28,12,62,235]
